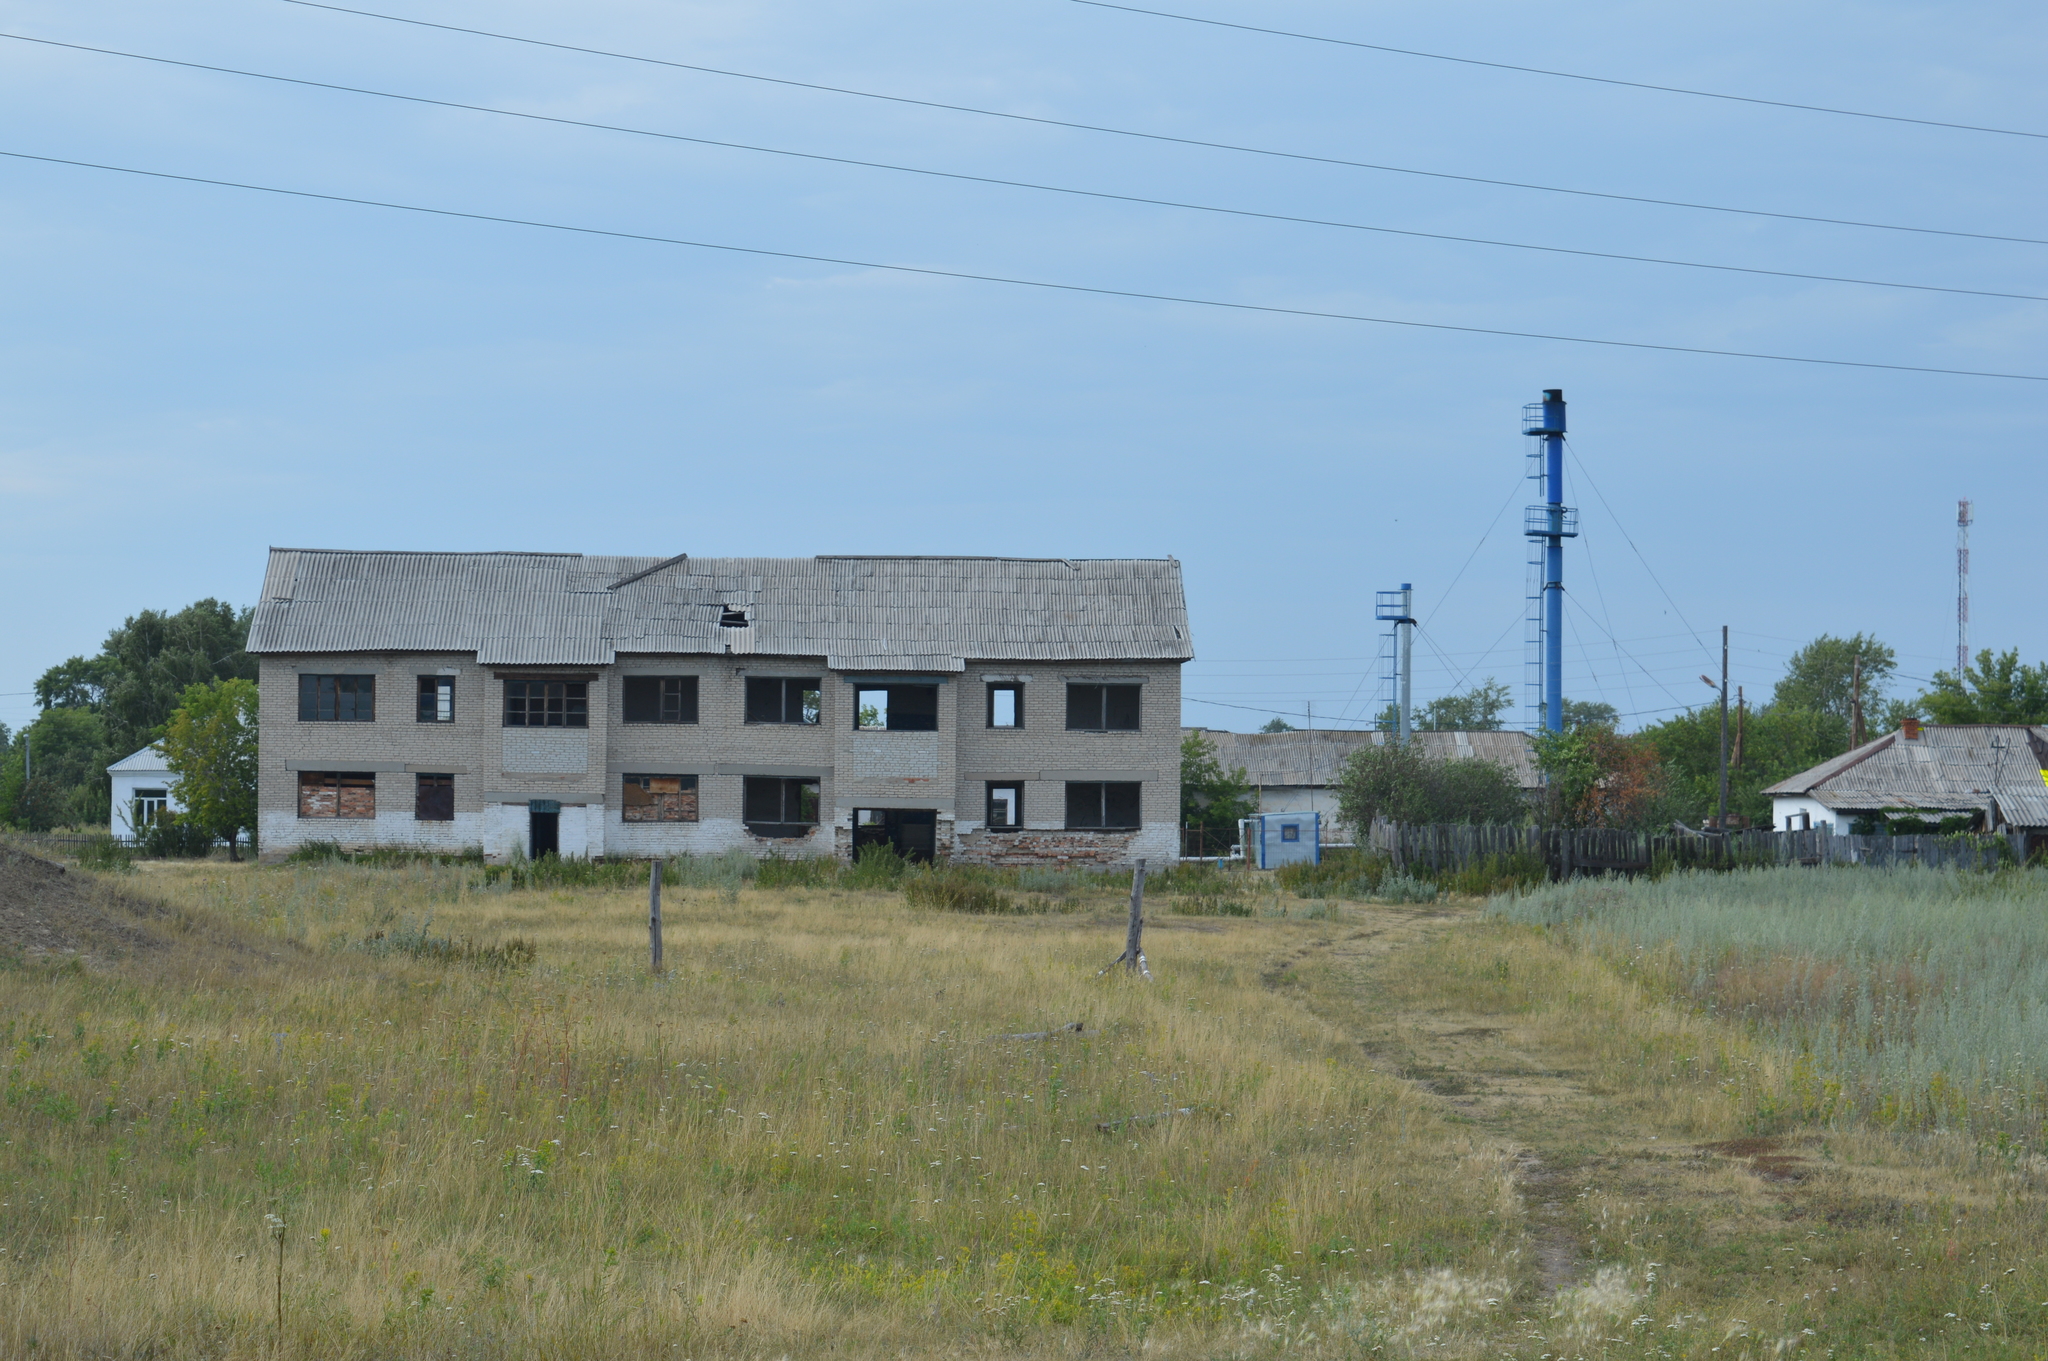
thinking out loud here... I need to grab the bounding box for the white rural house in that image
[1762,719,2048,841]
[107,745,182,842]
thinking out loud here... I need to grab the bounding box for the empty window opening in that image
[299,674,376,723]
[416,675,454,724]
[414,773,454,822]
[745,677,821,725]
[623,675,698,724]
[987,683,1022,728]
[623,774,699,823]
[503,679,588,728]
[299,771,376,820]
[853,807,938,862]
[986,783,1023,831]
[743,777,820,836]
[719,606,750,628]
[1065,683,1141,732]
[855,684,938,731]
[1065,781,1141,830]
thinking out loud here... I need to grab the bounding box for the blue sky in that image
[3,0,2042,739]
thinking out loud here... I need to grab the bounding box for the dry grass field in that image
[6,851,2048,1359]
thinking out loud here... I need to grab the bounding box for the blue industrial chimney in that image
[1522,390,1576,733]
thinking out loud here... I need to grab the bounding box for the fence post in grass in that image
[1100,857,1152,979]
[649,859,664,975]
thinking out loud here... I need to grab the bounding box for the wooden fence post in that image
[649,859,664,975]
[1100,858,1152,979]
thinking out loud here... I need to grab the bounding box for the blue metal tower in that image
[1522,390,1576,733]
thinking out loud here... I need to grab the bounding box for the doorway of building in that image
[851,808,937,863]
[529,807,560,858]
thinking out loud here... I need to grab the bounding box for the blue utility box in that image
[1252,811,1321,869]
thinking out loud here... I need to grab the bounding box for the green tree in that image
[1375,678,1514,732]
[1,708,111,830]
[157,678,259,860]
[33,655,122,711]
[1181,731,1257,851]
[1333,741,1526,828]
[97,600,257,757]
[1637,703,1845,828]
[1258,716,1297,733]
[1533,726,1667,829]
[1916,649,2048,725]
[1771,633,1896,721]
[1562,699,1620,731]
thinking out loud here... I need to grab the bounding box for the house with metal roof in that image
[1184,727,1541,840]
[1761,718,2048,835]
[248,549,1191,865]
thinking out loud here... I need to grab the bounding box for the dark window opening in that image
[745,677,821,725]
[1065,683,1141,731]
[414,773,454,822]
[987,683,1022,729]
[622,773,699,823]
[416,675,454,723]
[1065,781,1141,830]
[299,771,376,819]
[854,684,938,731]
[719,607,750,628]
[986,783,1023,830]
[298,674,376,722]
[503,679,588,728]
[743,776,819,836]
[623,675,698,724]
[852,807,938,862]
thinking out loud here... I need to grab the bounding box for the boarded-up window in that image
[415,773,454,821]
[622,774,699,822]
[299,771,376,819]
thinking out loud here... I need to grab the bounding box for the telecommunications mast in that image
[1957,499,1973,675]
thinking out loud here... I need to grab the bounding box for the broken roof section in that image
[248,549,1193,668]
[1762,723,2048,814]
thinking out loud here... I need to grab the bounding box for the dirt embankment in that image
[0,846,169,961]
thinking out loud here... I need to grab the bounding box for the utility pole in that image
[1718,627,1730,830]
[1734,686,1745,770]
[1850,654,1865,750]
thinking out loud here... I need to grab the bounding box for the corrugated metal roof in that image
[248,549,1193,665]
[1188,727,1541,790]
[1992,788,2048,830]
[1763,724,2048,811]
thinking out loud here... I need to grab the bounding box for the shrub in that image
[345,917,537,971]
[139,815,216,859]
[902,866,1026,915]
[842,842,909,889]
[73,836,136,873]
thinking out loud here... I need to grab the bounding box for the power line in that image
[20,33,2044,308]
[1563,440,1720,660]
[279,0,2048,250]
[12,148,2045,382]
[38,42,2045,309]
[1069,0,2048,143]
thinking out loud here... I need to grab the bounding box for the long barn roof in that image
[247,549,1193,669]
[1762,724,2048,812]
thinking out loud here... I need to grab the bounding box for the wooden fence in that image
[1365,821,2026,878]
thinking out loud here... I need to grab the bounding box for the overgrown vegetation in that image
[1333,739,1526,828]
[1496,864,2048,1140]
[1,858,1505,1358]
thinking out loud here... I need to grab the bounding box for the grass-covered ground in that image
[7,854,2048,1358]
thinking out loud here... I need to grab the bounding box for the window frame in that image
[854,683,939,732]
[1063,780,1142,830]
[986,682,1023,729]
[744,677,822,725]
[742,776,820,835]
[621,772,701,823]
[622,675,699,725]
[502,678,589,728]
[985,782,1024,831]
[298,673,376,723]
[1064,682,1142,732]
[414,772,454,822]
[416,675,454,724]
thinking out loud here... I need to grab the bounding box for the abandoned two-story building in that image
[247,549,1190,865]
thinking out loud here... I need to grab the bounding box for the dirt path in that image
[1294,901,1800,1303]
